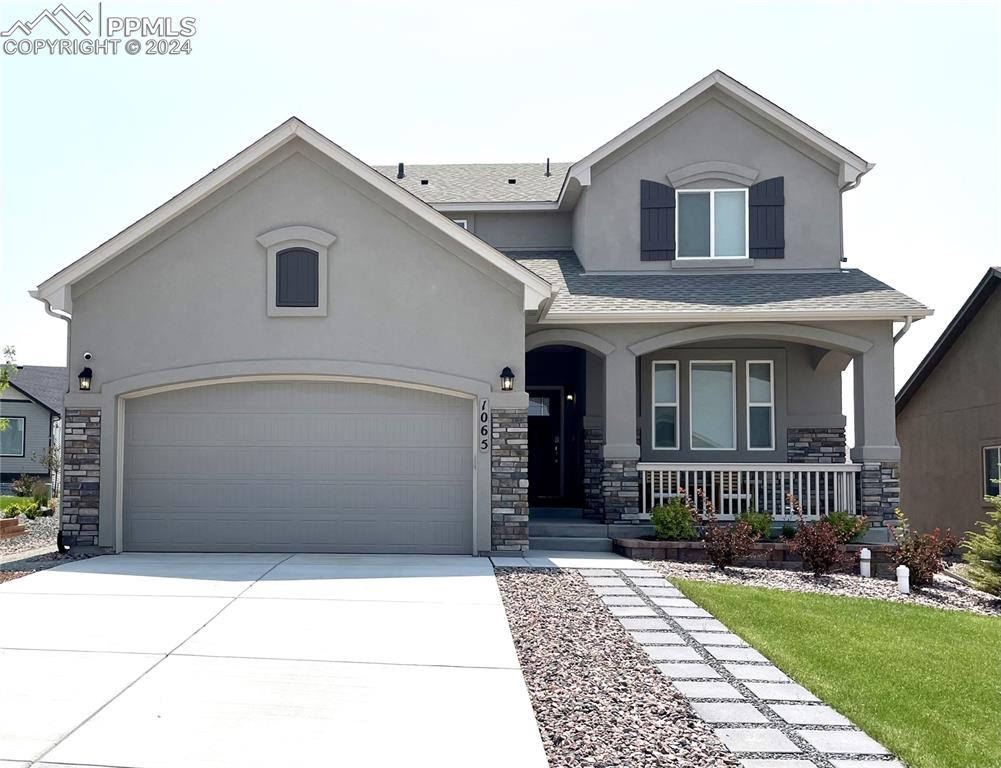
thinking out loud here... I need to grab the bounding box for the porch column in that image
[602,347,641,524]
[851,329,901,528]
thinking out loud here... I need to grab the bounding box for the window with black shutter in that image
[640,180,676,261]
[276,248,319,307]
[748,177,785,259]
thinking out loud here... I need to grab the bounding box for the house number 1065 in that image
[478,399,490,453]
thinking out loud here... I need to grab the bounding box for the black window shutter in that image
[640,180,676,261]
[276,248,319,307]
[749,177,784,259]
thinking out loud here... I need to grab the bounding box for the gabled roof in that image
[31,118,553,314]
[7,365,67,414]
[896,267,1001,414]
[566,70,873,191]
[509,251,931,323]
[373,163,571,205]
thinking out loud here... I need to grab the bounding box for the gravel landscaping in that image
[0,513,58,557]
[651,560,1001,617]
[495,567,739,768]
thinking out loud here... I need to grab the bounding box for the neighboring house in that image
[0,365,67,486]
[31,71,930,553]
[896,268,1001,536]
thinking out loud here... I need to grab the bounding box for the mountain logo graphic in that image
[1,4,93,37]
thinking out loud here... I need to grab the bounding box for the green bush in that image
[30,480,50,506]
[890,509,947,589]
[963,496,1001,596]
[781,523,797,540]
[825,511,869,543]
[651,497,698,541]
[3,498,40,519]
[737,510,772,539]
[1,506,19,519]
[10,473,36,497]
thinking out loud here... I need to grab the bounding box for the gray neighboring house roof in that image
[508,250,931,320]
[9,365,67,415]
[373,163,571,204]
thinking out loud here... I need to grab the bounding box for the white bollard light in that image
[860,548,872,579]
[896,564,910,594]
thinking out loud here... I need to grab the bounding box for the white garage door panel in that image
[123,381,474,553]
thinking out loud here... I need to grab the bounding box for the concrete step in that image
[529,536,613,552]
[529,520,608,538]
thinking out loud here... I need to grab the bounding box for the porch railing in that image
[638,462,862,520]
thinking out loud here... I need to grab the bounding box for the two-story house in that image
[32,71,930,554]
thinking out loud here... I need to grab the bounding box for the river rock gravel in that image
[495,567,739,768]
[0,513,58,557]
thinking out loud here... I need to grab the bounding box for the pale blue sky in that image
[2,1,999,426]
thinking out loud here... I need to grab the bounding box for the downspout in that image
[893,315,913,345]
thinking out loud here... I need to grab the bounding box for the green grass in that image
[675,578,1001,768]
[0,496,22,511]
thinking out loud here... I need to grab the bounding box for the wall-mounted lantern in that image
[566,391,576,404]
[499,367,515,391]
[78,367,93,391]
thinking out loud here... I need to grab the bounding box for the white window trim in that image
[675,188,749,259]
[256,225,336,317]
[0,416,25,457]
[746,360,775,451]
[451,219,468,230]
[984,445,1001,498]
[652,360,679,450]
[689,360,737,451]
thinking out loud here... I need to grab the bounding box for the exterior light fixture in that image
[566,392,575,404]
[499,367,515,391]
[78,367,93,391]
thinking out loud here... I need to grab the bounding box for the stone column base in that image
[786,427,847,464]
[602,458,640,524]
[582,428,604,522]
[860,461,900,527]
[61,408,102,548]
[491,408,529,552]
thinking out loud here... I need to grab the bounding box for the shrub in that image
[1,507,18,519]
[651,497,698,541]
[10,474,36,497]
[889,509,946,589]
[31,480,50,507]
[787,494,849,576]
[781,523,797,540]
[939,529,960,557]
[5,498,41,519]
[963,496,1001,596]
[695,489,759,569]
[825,510,869,543]
[737,510,772,539]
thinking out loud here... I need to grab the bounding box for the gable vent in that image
[507,178,516,184]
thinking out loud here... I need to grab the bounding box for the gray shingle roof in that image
[508,251,930,318]
[374,163,570,204]
[9,366,67,414]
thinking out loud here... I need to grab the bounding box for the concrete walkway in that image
[0,553,548,768]
[581,567,903,768]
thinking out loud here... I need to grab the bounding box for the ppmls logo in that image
[2,3,196,56]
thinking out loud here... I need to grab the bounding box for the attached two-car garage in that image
[122,380,474,553]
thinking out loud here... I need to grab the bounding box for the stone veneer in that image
[490,408,529,551]
[860,461,900,527]
[601,458,641,524]
[786,427,847,464]
[582,427,604,521]
[60,408,101,548]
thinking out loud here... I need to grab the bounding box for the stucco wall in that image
[0,396,53,477]
[448,212,571,251]
[65,141,528,551]
[898,288,1001,534]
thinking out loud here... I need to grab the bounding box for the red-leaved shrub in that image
[890,510,947,589]
[787,494,849,576]
[695,489,760,569]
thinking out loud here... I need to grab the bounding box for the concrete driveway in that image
[0,553,548,768]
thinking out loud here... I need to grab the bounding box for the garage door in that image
[123,380,473,553]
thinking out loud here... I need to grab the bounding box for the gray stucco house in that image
[896,267,1000,536]
[0,365,66,485]
[31,71,930,553]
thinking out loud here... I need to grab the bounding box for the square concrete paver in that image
[704,646,769,663]
[630,577,669,587]
[724,664,790,682]
[638,586,684,598]
[629,631,685,645]
[829,761,905,768]
[592,587,635,596]
[672,680,744,699]
[745,682,819,702]
[676,618,728,632]
[577,569,617,577]
[600,595,646,606]
[796,730,889,755]
[714,728,800,753]
[769,704,851,726]
[660,605,713,617]
[645,645,703,662]
[657,663,720,679]
[650,597,697,608]
[619,617,673,631]
[740,761,819,768]
[690,631,746,646]
[585,577,627,587]
[691,702,768,724]
[608,605,657,617]
[622,570,655,578]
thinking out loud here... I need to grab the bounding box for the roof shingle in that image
[374,163,570,204]
[9,365,67,414]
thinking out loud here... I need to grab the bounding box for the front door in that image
[527,389,562,502]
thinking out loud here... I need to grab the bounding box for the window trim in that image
[984,445,1001,498]
[0,416,26,457]
[675,188,749,259]
[689,360,737,451]
[451,219,468,230]
[651,360,679,450]
[256,225,336,317]
[746,360,775,451]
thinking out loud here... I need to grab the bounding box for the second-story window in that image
[677,189,747,259]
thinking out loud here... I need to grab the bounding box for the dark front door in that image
[528,389,562,501]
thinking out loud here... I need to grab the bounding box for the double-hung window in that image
[690,362,736,450]
[652,362,678,449]
[985,446,1001,498]
[677,189,747,258]
[746,361,775,450]
[0,416,25,457]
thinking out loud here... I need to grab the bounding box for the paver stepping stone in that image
[600,595,645,606]
[585,577,626,587]
[704,646,769,663]
[622,570,655,577]
[676,618,728,632]
[645,645,703,662]
[592,587,635,596]
[724,664,790,682]
[657,663,720,679]
[714,728,800,753]
[740,761,820,768]
[769,704,851,726]
[630,578,670,587]
[660,606,713,617]
[689,631,746,646]
[796,730,889,755]
[745,682,819,702]
[630,631,685,645]
[651,597,698,608]
[672,680,744,700]
[829,761,904,768]
[691,702,768,724]
[608,605,657,617]
[619,618,672,631]
[638,586,684,598]
[578,569,617,577]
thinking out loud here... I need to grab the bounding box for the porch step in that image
[529,535,613,552]
[529,520,609,538]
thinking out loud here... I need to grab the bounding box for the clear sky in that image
[1,0,998,443]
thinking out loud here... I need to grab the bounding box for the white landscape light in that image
[896,564,910,594]
[859,547,872,578]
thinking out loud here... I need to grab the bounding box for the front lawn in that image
[675,578,1001,768]
[0,496,22,512]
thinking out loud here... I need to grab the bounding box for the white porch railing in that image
[638,462,862,521]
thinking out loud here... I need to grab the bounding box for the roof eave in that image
[538,308,933,324]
